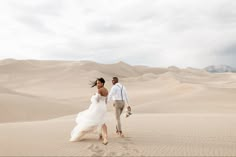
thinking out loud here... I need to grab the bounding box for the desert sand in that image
[0,59,236,156]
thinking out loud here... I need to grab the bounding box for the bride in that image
[70,78,109,145]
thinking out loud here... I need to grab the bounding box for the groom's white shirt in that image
[108,83,129,104]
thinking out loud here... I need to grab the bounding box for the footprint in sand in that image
[88,144,105,156]
[87,137,140,156]
[108,152,117,156]
[118,137,140,155]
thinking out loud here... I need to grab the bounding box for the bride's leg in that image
[101,124,108,145]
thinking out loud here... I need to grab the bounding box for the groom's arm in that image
[107,86,115,102]
[123,86,130,106]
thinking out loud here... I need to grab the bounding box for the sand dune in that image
[1,113,236,156]
[0,59,236,156]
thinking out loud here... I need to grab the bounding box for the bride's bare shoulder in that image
[103,87,108,92]
[98,87,108,96]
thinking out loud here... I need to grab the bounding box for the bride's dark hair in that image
[90,77,105,88]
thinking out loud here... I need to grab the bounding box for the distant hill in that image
[204,65,236,73]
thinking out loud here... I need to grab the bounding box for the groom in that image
[108,77,130,137]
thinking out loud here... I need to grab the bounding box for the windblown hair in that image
[90,77,105,88]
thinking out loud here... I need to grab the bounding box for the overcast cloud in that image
[0,0,236,68]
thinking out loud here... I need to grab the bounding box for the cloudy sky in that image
[0,0,236,68]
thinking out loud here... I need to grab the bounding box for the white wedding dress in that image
[70,93,107,142]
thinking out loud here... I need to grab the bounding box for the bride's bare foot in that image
[102,138,108,145]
